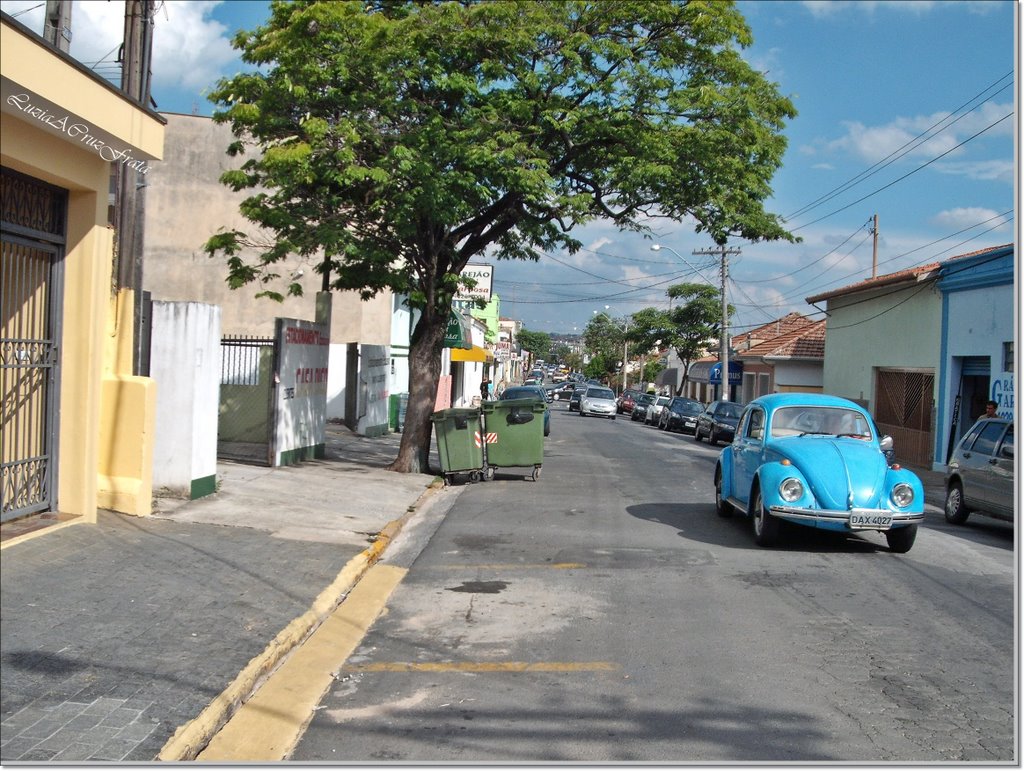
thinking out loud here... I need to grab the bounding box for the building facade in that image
[2,12,165,532]
[143,113,394,434]
[934,244,1014,469]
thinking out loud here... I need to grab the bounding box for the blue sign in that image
[709,361,742,385]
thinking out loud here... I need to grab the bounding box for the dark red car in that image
[617,389,641,414]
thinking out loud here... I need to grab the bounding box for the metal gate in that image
[874,368,935,466]
[1,169,67,521]
[218,335,277,464]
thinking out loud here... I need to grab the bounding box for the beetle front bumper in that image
[769,505,925,531]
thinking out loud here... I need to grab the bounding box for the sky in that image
[2,0,1017,336]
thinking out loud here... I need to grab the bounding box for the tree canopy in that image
[517,329,552,362]
[203,0,797,472]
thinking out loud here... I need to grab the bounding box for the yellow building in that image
[1,12,165,541]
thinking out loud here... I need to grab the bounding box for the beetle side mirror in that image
[879,435,894,453]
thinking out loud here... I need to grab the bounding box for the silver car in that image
[579,386,617,419]
[945,417,1014,526]
[644,396,671,426]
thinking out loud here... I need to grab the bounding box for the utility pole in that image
[114,0,156,374]
[621,319,629,392]
[43,1,72,51]
[693,245,740,401]
[871,214,879,278]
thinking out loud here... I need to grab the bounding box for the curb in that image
[157,479,444,762]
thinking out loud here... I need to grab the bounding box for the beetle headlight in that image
[891,483,914,508]
[779,477,804,502]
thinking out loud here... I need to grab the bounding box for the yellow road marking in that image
[341,661,619,673]
[196,563,407,762]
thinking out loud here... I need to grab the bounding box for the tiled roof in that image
[744,319,827,360]
[805,263,940,304]
[805,244,1014,304]
[939,243,1014,268]
[730,312,814,349]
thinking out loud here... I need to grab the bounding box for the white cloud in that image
[820,101,1013,177]
[932,159,1015,183]
[802,1,938,18]
[153,2,237,93]
[931,207,1012,231]
[0,0,240,109]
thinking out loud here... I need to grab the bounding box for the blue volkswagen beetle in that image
[715,393,924,553]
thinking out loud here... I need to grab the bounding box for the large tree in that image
[204,0,796,473]
[583,312,627,385]
[516,329,552,362]
[629,283,732,394]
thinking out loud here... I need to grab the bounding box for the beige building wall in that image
[2,15,165,531]
[143,113,391,344]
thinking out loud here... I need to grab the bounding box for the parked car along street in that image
[617,389,641,414]
[499,385,551,436]
[694,400,743,444]
[630,393,656,422]
[659,397,704,433]
[568,383,588,412]
[944,417,1014,527]
[714,393,924,552]
[644,396,671,426]
[579,386,618,419]
[549,382,577,401]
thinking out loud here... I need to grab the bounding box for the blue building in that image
[934,243,1015,469]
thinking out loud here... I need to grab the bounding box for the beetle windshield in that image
[770,406,872,438]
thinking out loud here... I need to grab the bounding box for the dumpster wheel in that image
[484,466,495,481]
[531,466,542,482]
[469,470,483,484]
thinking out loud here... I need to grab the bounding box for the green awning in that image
[444,310,473,350]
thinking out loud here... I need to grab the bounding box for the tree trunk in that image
[388,310,445,474]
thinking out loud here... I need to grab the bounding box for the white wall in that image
[357,344,391,436]
[150,302,221,498]
[325,344,349,421]
[772,361,823,391]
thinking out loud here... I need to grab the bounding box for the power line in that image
[731,218,874,285]
[783,211,1012,304]
[784,72,1013,223]
[791,112,1012,232]
[821,249,1008,331]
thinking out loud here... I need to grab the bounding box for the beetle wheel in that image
[944,482,970,524]
[715,468,732,518]
[751,487,780,547]
[885,524,917,553]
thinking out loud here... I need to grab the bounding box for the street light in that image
[651,243,729,401]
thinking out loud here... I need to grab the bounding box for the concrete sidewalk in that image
[0,426,442,763]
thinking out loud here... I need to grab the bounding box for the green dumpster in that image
[430,407,484,485]
[481,398,545,481]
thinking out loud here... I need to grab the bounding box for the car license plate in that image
[849,511,893,530]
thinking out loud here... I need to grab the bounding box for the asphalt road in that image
[289,399,1016,763]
